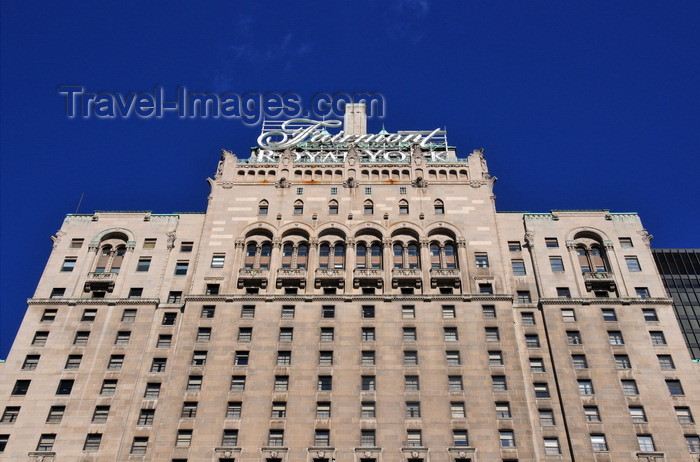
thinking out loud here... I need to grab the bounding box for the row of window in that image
[261,198,445,216]
[508,237,635,251]
[64,237,192,251]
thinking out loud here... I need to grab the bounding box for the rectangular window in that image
[658,354,675,370]
[147,356,166,371]
[561,308,576,322]
[475,253,489,268]
[318,375,332,391]
[201,305,215,318]
[197,327,211,342]
[281,305,295,318]
[297,187,304,195]
[615,355,631,369]
[602,308,617,321]
[362,327,375,342]
[221,429,238,447]
[480,283,494,294]
[241,305,255,318]
[176,430,192,447]
[444,327,458,341]
[361,402,376,418]
[495,402,511,418]
[36,434,56,451]
[512,260,526,275]
[180,241,193,252]
[330,187,338,195]
[629,406,647,423]
[404,350,418,366]
[482,305,496,319]
[492,376,507,391]
[226,402,242,418]
[277,351,291,365]
[121,309,137,322]
[128,287,143,298]
[41,309,57,322]
[315,430,330,447]
[56,379,74,395]
[572,354,588,369]
[402,305,415,319]
[451,401,466,418]
[442,305,456,319]
[403,327,417,341]
[316,402,331,418]
[145,382,161,398]
[81,309,97,322]
[544,438,561,455]
[92,405,109,423]
[361,430,375,447]
[675,406,694,424]
[206,283,219,295]
[453,430,469,446]
[322,305,335,318]
[362,351,376,366]
[622,379,639,395]
[50,288,65,299]
[608,331,624,345]
[446,350,461,366]
[578,379,595,395]
[667,379,684,395]
[567,331,582,345]
[686,435,700,453]
[526,335,540,348]
[143,238,156,249]
[319,351,334,366]
[508,241,521,252]
[557,287,571,298]
[485,327,499,342]
[407,430,422,447]
[274,376,288,391]
[279,328,293,342]
[499,430,515,447]
[1,407,20,423]
[136,257,151,272]
[156,334,171,348]
[590,434,608,451]
[405,375,419,391]
[32,331,49,346]
[521,312,535,325]
[362,375,376,391]
[22,354,39,370]
[545,237,559,248]
[399,186,407,195]
[192,351,208,366]
[46,405,66,423]
[211,254,225,268]
[268,429,284,446]
[517,290,531,303]
[186,376,202,391]
[271,401,286,418]
[618,237,633,248]
[321,328,334,342]
[405,401,421,418]
[70,238,84,248]
[362,305,375,318]
[539,409,555,426]
[100,379,117,395]
[61,257,76,272]
[448,376,463,391]
[364,187,372,195]
[650,331,666,345]
[530,358,545,373]
[636,287,651,298]
[584,406,601,422]
[625,256,641,272]
[230,375,246,391]
[488,351,503,366]
[534,383,549,398]
[130,436,148,455]
[167,292,182,303]
[549,257,564,272]
[65,354,82,369]
[175,261,189,275]
[181,402,198,418]
[81,433,100,451]
[642,308,658,322]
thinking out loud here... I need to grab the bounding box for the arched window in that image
[434,199,444,214]
[370,243,382,269]
[399,200,409,215]
[444,243,457,268]
[319,244,331,269]
[297,243,308,269]
[334,245,345,269]
[407,244,420,268]
[393,244,403,268]
[281,242,309,269]
[293,200,304,215]
[258,200,269,215]
[94,236,127,273]
[430,244,441,268]
[281,244,294,268]
[430,241,458,269]
[244,240,273,270]
[244,243,257,269]
[259,243,272,269]
[577,245,608,273]
[329,200,338,215]
[357,244,367,269]
[364,200,374,215]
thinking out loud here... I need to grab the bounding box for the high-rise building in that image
[652,249,700,360]
[1,106,699,461]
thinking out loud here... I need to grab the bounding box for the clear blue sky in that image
[2,1,699,357]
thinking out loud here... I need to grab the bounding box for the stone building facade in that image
[1,107,699,461]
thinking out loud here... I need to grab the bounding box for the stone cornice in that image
[27,298,160,306]
[539,297,672,306]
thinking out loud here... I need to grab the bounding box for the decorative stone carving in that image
[412,176,427,188]
[468,180,481,188]
[50,230,66,248]
[276,178,291,188]
[166,231,176,250]
[344,177,358,188]
[637,229,653,248]
[524,231,536,248]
